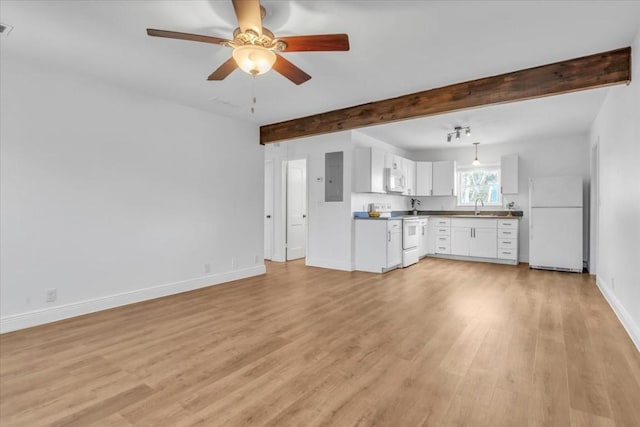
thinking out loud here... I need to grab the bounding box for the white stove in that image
[402,217,420,267]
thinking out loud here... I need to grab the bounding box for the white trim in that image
[0,265,266,334]
[305,257,353,272]
[596,277,640,352]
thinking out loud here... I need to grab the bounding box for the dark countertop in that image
[354,210,523,219]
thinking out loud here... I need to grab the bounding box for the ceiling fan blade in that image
[232,0,263,36]
[279,34,350,52]
[207,57,238,81]
[147,29,229,45]
[272,55,311,85]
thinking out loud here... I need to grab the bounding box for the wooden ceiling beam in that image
[260,47,631,144]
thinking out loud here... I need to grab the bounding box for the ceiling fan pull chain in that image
[251,75,257,114]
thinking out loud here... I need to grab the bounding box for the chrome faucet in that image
[474,198,484,216]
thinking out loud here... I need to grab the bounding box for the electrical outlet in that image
[204,263,211,274]
[231,257,237,268]
[45,288,57,303]
[254,255,259,264]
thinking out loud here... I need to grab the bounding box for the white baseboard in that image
[596,277,640,352]
[305,257,353,272]
[0,265,266,334]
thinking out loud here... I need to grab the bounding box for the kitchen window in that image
[457,166,502,206]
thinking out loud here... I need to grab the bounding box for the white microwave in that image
[384,167,405,193]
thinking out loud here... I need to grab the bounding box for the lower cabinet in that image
[497,218,519,262]
[450,218,497,259]
[355,219,403,273]
[418,218,429,258]
[433,217,451,254]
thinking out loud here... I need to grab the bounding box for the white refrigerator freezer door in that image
[529,176,582,207]
[529,207,583,271]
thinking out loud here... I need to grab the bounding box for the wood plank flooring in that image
[1,258,639,426]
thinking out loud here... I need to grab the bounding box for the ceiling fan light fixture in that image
[232,45,276,76]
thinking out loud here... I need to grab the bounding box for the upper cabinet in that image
[355,147,386,193]
[404,159,416,196]
[432,160,457,196]
[500,154,519,194]
[416,161,433,196]
[355,148,456,197]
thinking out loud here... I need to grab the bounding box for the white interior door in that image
[264,160,273,260]
[286,159,307,260]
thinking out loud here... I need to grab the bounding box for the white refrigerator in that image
[529,176,583,272]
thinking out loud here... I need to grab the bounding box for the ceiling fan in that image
[147,0,350,85]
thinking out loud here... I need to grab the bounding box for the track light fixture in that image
[447,126,471,142]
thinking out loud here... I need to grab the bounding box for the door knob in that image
[303,214,307,218]
[266,215,271,218]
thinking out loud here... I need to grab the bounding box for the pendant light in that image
[472,142,481,166]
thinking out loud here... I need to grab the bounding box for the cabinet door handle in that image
[388,231,391,242]
[451,188,454,196]
[430,189,433,196]
[503,231,512,235]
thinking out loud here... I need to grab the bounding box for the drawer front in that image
[435,243,451,254]
[498,229,517,239]
[435,235,450,245]
[451,218,497,229]
[436,227,451,236]
[498,238,517,249]
[434,218,451,226]
[497,248,518,260]
[498,219,519,229]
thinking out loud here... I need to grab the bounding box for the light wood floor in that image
[1,258,639,426]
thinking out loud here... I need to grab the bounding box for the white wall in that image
[264,130,411,271]
[0,57,265,333]
[410,135,591,262]
[265,132,353,270]
[588,30,640,350]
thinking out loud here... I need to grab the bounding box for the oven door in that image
[403,220,419,249]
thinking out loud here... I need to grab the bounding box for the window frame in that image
[456,164,502,207]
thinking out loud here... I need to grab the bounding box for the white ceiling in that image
[2,1,639,149]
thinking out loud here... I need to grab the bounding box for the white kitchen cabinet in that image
[354,219,403,273]
[451,227,471,256]
[418,218,429,258]
[471,228,498,258]
[500,154,519,194]
[416,161,433,196]
[384,152,402,170]
[354,147,386,193]
[433,217,451,254]
[432,160,456,196]
[450,218,497,258]
[497,218,519,263]
[404,159,416,195]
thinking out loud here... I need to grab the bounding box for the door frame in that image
[591,140,600,275]
[264,159,274,260]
